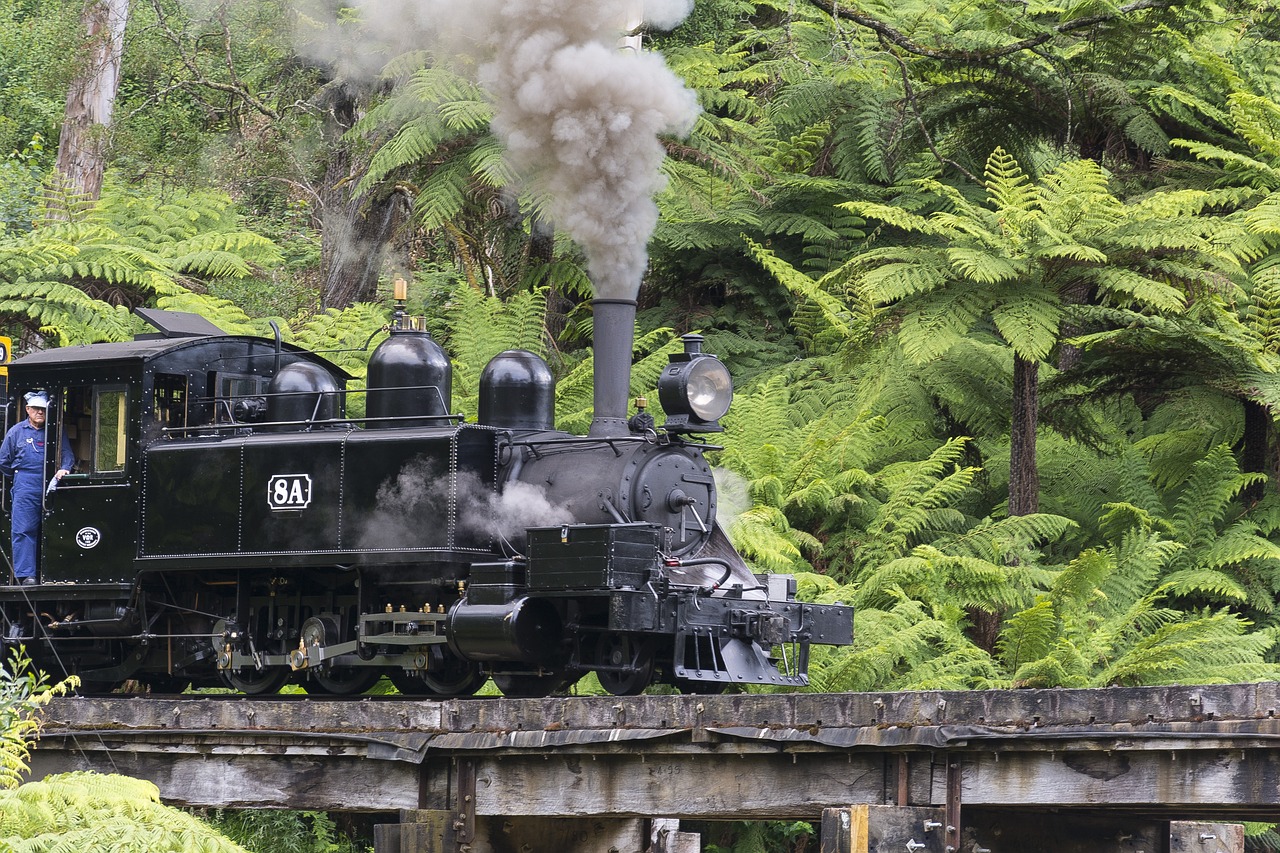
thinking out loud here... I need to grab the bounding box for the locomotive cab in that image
[1,310,352,586]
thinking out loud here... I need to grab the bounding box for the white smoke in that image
[712,466,751,534]
[356,458,573,549]
[457,473,574,545]
[295,0,700,299]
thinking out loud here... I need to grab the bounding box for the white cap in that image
[23,392,49,409]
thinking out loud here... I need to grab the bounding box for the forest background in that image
[4,0,1280,849]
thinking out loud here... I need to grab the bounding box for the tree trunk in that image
[1241,399,1272,504]
[530,214,575,346]
[969,353,1041,653]
[53,0,130,206]
[1008,354,1040,516]
[318,84,409,309]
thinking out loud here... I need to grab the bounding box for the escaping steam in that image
[295,0,700,299]
[355,457,572,551]
[712,466,751,537]
[456,472,575,546]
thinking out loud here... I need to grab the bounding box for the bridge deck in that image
[27,682,1280,821]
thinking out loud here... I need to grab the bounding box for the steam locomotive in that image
[0,297,852,697]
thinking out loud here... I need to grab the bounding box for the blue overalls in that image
[0,421,73,580]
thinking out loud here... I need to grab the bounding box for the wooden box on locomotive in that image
[526,523,661,590]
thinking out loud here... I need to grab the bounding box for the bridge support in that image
[372,811,695,853]
[819,808,1246,853]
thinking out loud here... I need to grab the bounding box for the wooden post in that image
[820,805,947,853]
[650,818,700,853]
[1170,822,1245,853]
[373,810,454,853]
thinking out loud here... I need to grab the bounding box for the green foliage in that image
[0,1,77,165]
[0,650,77,791]
[0,179,286,348]
[0,772,252,852]
[842,149,1241,366]
[204,810,370,853]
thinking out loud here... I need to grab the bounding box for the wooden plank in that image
[1170,822,1245,853]
[940,750,1280,808]
[37,683,1280,742]
[27,749,422,811]
[469,753,889,819]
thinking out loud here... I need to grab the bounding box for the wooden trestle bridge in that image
[28,684,1280,853]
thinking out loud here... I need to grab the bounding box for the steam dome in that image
[479,350,555,431]
[367,329,452,428]
[267,362,342,425]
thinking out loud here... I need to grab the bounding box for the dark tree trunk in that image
[1241,399,1272,504]
[318,84,409,309]
[1009,354,1040,516]
[530,214,575,344]
[969,354,1042,654]
[53,0,129,206]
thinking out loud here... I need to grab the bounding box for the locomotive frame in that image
[0,306,852,697]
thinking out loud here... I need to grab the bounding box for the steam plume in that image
[296,0,699,299]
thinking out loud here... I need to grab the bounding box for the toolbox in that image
[526,523,661,590]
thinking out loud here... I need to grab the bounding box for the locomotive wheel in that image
[390,647,485,697]
[73,677,120,695]
[142,675,193,695]
[492,671,574,698]
[221,666,292,695]
[672,677,729,695]
[592,634,654,696]
[302,666,382,696]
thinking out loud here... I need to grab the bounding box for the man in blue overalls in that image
[0,391,73,585]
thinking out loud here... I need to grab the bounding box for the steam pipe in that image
[588,298,637,437]
[269,320,282,375]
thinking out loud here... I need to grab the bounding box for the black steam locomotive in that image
[0,298,851,697]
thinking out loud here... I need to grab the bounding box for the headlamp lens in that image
[685,358,732,421]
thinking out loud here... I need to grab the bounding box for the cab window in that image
[153,373,187,432]
[94,388,127,473]
[60,384,129,475]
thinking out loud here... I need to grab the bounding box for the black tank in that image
[267,362,342,426]
[367,329,452,428]
[479,350,555,431]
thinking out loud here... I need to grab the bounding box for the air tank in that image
[366,329,452,428]
[479,350,555,431]
[267,362,342,425]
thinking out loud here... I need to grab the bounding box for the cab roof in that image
[8,309,353,380]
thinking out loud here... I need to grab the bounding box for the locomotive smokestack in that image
[588,298,637,437]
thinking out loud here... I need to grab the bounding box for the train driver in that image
[0,391,74,585]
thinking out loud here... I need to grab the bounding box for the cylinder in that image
[589,298,636,437]
[367,329,452,428]
[479,350,555,430]
[267,362,341,425]
[446,597,563,663]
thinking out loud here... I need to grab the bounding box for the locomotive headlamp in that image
[658,334,732,433]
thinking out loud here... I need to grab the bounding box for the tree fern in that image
[0,772,251,852]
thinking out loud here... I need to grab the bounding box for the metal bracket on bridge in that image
[453,758,476,849]
[945,759,962,853]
